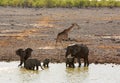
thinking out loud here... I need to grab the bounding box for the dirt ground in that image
[0,7,120,64]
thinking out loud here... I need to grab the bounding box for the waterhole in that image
[0,61,120,83]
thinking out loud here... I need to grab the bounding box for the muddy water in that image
[0,62,120,83]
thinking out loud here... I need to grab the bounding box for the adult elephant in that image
[24,59,44,70]
[65,44,89,67]
[16,48,33,67]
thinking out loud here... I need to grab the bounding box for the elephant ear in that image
[24,48,33,60]
[16,49,24,56]
[25,48,33,55]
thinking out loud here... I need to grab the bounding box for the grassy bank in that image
[0,0,120,8]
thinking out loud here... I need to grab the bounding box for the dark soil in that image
[0,7,120,64]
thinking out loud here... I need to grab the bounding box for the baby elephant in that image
[43,58,50,68]
[66,57,75,68]
[24,59,44,70]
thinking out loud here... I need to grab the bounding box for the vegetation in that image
[0,0,120,8]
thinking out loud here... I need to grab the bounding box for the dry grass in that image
[0,40,9,46]
[98,45,120,49]
[35,16,54,28]
[0,28,39,40]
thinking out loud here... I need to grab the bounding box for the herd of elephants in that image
[16,23,89,70]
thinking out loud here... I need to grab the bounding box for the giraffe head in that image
[72,23,81,29]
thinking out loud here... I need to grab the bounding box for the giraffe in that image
[56,23,80,46]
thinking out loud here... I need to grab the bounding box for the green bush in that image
[0,0,120,8]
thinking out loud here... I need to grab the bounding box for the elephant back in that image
[24,59,36,68]
[67,44,89,57]
[78,44,89,55]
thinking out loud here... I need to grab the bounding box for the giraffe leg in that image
[55,41,58,47]
[61,41,64,48]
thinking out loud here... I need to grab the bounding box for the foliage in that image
[0,0,120,8]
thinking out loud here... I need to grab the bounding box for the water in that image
[0,61,120,83]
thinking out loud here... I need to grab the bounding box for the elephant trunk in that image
[65,50,70,58]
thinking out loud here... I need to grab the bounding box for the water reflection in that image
[19,68,40,83]
[0,62,120,83]
[65,67,89,83]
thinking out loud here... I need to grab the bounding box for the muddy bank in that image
[0,7,120,64]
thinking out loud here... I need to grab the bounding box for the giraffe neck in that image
[65,25,74,33]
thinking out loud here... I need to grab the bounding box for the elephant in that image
[43,58,50,68]
[16,48,33,67]
[66,56,75,68]
[24,59,44,70]
[65,44,89,67]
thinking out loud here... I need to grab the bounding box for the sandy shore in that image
[0,7,120,64]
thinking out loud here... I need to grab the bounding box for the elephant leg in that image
[66,63,69,67]
[44,64,46,67]
[69,63,72,68]
[84,58,87,67]
[18,59,24,67]
[70,63,73,68]
[69,63,71,67]
[31,66,34,70]
[18,61,22,66]
[40,66,44,70]
[36,66,39,70]
[28,67,31,70]
[66,63,67,67]
[47,64,49,67]
[84,57,89,67]
[77,58,81,67]
[86,57,89,67]
[43,63,45,67]
[72,63,75,68]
